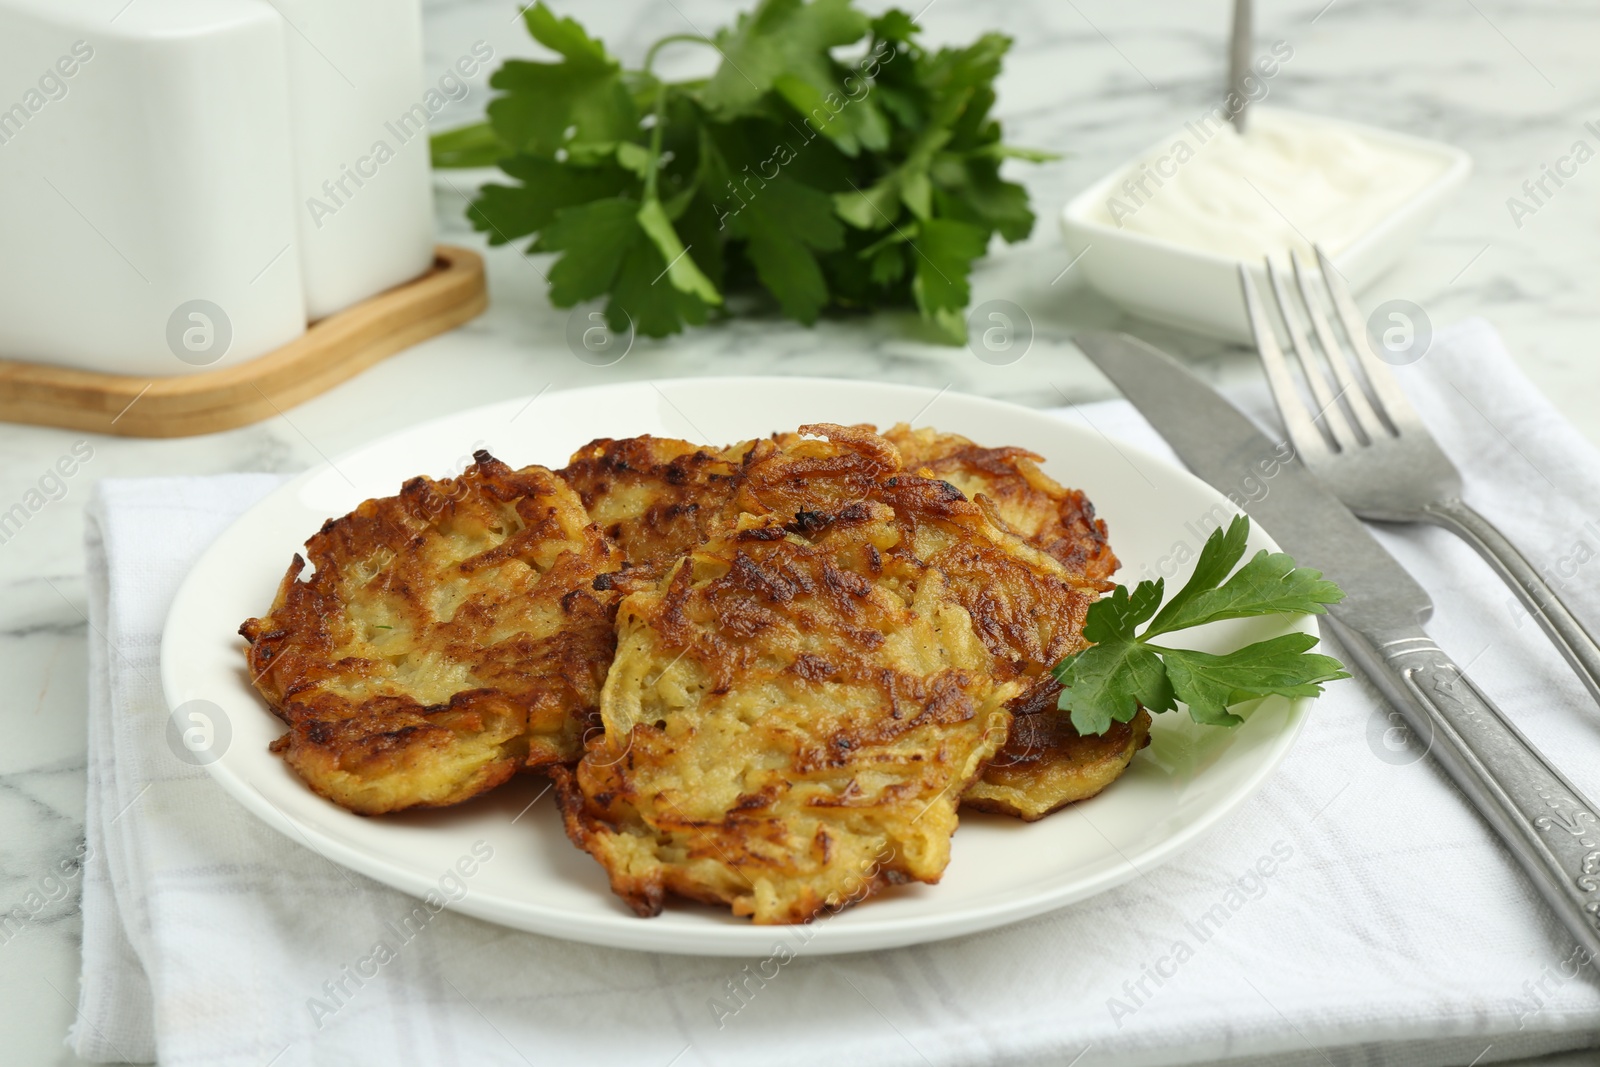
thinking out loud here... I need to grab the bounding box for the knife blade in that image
[1075,329,1600,960]
[1074,331,1424,634]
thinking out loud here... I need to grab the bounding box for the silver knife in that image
[1076,329,1600,959]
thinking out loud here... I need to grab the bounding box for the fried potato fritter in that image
[739,425,1100,683]
[559,435,750,589]
[562,424,1128,834]
[553,504,1020,924]
[881,423,1118,588]
[244,412,1142,908]
[240,452,616,815]
[555,426,1123,921]
[964,709,1152,821]
[565,425,1100,681]
[875,424,1142,818]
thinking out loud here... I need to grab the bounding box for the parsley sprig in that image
[1055,516,1350,736]
[430,1,1051,342]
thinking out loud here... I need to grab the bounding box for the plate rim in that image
[160,375,1316,956]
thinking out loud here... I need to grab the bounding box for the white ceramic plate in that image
[161,377,1316,957]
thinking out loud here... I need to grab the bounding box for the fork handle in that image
[1334,617,1600,958]
[1421,497,1600,707]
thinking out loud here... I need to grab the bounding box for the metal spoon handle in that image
[1228,0,1252,132]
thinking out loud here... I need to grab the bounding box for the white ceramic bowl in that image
[1059,108,1471,342]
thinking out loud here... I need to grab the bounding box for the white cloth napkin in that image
[74,319,1600,1067]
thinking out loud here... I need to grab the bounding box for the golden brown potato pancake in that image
[880,423,1119,588]
[565,424,1131,828]
[240,452,616,815]
[876,424,1143,818]
[566,425,1088,677]
[964,708,1152,821]
[554,426,1116,921]
[553,505,1020,924]
[704,426,1102,702]
[559,435,749,590]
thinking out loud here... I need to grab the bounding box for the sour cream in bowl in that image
[1060,108,1470,342]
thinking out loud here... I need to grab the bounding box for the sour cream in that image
[1095,109,1452,262]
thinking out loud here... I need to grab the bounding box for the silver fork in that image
[1241,246,1600,706]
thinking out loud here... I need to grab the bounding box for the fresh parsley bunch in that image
[430,0,1051,342]
[1056,516,1350,736]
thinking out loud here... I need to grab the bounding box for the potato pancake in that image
[876,424,1145,818]
[553,426,1120,921]
[564,424,1130,829]
[553,505,1020,923]
[240,452,616,815]
[881,423,1118,587]
[559,435,750,592]
[725,425,1102,688]
[560,425,1100,684]
[964,708,1152,821]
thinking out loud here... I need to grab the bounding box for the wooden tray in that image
[0,245,487,439]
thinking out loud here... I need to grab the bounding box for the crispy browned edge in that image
[963,709,1154,821]
[238,451,616,815]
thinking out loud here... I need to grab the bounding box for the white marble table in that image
[4,0,1599,1062]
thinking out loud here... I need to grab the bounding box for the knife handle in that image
[1333,618,1600,957]
[1422,497,1600,709]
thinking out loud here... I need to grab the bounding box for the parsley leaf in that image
[1055,581,1177,733]
[433,0,1050,342]
[430,123,505,169]
[912,218,988,342]
[536,196,716,337]
[472,156,632,244]
[701,0,886,156]
[487,8,637,160]
[1139,516,1347,638]
[636,198,722,305]
[1162,635,1347,727]
[1054,515,1349,736]
[537,197,641,306]
[610,233,714,337]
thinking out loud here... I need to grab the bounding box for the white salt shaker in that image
[0,0,307,376]
[272,0,436,321]
[0,0,437,376]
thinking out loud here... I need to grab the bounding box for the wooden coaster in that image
[0,245,487,439]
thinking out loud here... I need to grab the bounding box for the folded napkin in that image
[75,319,1600,1067]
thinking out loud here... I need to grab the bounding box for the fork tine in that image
[1266,257,1358,450]
[1239,263,1332,461]
[1291,251,1381,443]
[1314,245,1425,434]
